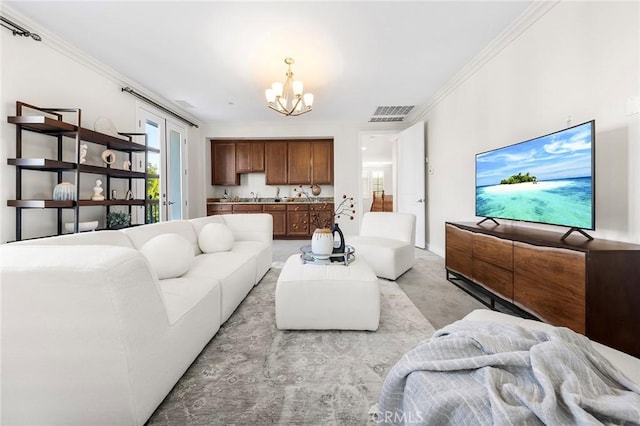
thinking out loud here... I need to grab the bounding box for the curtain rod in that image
[1,15,42,41]
[121,87,199,128]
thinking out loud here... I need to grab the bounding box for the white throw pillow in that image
[140,233,194,279]
[198,223,235,253]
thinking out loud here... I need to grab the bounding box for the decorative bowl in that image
[64,221,99,232]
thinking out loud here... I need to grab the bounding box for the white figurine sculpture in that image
[79,143,88,164]
[91,179,105,201]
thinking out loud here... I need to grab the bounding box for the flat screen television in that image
[475,120,595,238]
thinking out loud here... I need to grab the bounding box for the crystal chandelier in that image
[265,57,314,116]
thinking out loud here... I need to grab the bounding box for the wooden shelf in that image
[7,116,157,153]
[7,199,151,208]
[7,159,149,179]
[7,115,77,134]
[78,128,144,151]
[8,158,76,171]
[78,164,146,178]
[78,199,146,207]
[7,199,75,208]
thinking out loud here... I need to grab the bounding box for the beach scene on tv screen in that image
[476,122,593,229]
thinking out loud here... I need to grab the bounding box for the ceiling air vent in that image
[369,105,414,122]
[174,100,195,109]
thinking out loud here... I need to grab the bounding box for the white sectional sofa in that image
[0,213,272,426]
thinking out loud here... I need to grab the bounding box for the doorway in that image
[136,106,188,222]
[359,121,426,248]
[360,132,397,214]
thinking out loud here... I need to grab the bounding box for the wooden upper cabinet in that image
[256,139,334,185]
[211,141,239,185]
[311,140,333,184]
[236,141,264,173]
[265,141,288,185]
[288,141,312,184]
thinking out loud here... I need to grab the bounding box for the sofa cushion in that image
[123,220,199,255]
[198,223,235,253]
[185,252,257,323]
[348,235,416,280]
[157,276,221,325]
[140,233,194,279]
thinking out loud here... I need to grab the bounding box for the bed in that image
[376,309,640,425]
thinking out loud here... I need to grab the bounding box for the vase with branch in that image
[294,185,355,257]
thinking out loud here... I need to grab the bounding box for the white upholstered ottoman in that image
[275,254,380,331]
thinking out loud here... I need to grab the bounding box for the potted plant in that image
[106,211,131,229]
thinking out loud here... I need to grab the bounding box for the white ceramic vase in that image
[52,182,76,201]
[311,228,333,259]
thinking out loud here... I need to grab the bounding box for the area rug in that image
[147,265,436,425]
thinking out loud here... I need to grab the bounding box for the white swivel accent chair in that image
[348,212,416,280]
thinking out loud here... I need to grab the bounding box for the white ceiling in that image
[4,1,531,125]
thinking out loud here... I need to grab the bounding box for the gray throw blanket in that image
[376,320,640,425]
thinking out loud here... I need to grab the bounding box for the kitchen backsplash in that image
[208,173,335,200]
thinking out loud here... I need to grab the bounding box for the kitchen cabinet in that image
[236,141,264,173]
[206,201,333,239]
[232,204,263,213]
[287,141,312,184]
[265,141,288,185]
[211,139,333,186]
[286,203,310,236]
[311,140,333,184]
[207,204,232,216]
[286,140,334,185]
[264,204,287,237]
[309,202,335,229]
[211,141,239,185]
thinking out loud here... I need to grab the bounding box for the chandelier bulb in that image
[271,82,283,98]
[292,80,304,96]
[265,89,276,103]
[303,93,314,107]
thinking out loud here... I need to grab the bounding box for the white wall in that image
[0,25,201,242]
[419,1,640,256]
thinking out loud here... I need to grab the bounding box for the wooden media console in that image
[445,221,640,357]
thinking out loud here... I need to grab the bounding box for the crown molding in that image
[0,4,201,127]
[407,0,560,124]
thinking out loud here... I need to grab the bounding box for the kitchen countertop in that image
[207,197,333,205]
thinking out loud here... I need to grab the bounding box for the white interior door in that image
[396,121,426,248]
